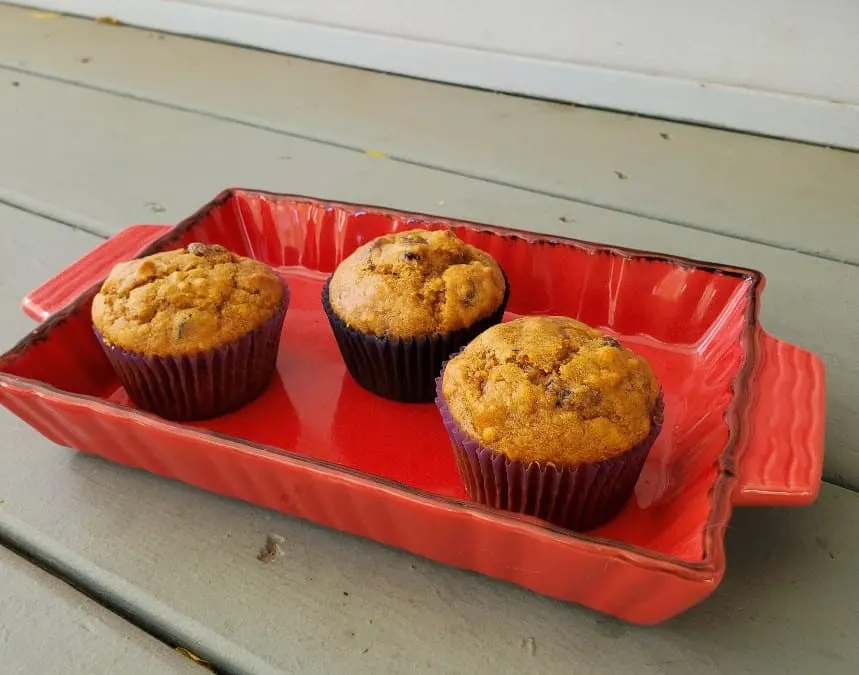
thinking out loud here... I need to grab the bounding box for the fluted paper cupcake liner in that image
[436,374,664,531]
[95,285,289,421]
[321,274,509,403]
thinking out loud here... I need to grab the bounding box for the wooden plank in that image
[8,0,859,150]
[1,5,857,263]
[0,207,102,348]
[0,547,203,674]
[0,71,856,486]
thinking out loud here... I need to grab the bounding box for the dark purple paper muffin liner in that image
[321,273,510,403]
[435,373,664,532]
[95,284,289,421]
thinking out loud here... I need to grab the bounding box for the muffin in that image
[322,228,509,402]
[436,315,663,531]
[91,243,289,420]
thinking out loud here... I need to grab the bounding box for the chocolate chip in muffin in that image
[460,279,477,307]
[576,386,604,411]
[602,336,621,348]
[549,383,574,408]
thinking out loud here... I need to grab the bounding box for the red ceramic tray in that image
[0,189,826,624]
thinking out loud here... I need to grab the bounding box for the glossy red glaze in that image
[0,189,826,623]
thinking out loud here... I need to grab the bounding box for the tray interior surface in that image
[0,192,756,564]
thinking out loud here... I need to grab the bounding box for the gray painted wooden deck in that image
[0,5,856,673]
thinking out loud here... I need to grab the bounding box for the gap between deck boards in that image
[0,514,281,675]
[0,539,226,673]
[0,60,857,269]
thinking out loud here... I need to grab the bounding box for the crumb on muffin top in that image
[91,243,284,357]
[441,316,660,465]
[328,229,506,338]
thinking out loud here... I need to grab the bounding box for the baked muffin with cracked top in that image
[92,242,289,420]
[322,228,508,402]
[436,315,663,531]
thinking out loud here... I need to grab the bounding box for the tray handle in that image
[22,224,172,322]
[731,330,826,506]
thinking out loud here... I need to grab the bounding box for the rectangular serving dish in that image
[0,189,826,624]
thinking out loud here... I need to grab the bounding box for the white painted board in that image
[13,0,859,149]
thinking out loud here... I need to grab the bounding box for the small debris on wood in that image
[257,533,286,563]
[594,614,627,638]
[521,637,537,656]
[79,57,91,64]
[96,16,122,25]
[361,648,369,654]
[558,215,575,223]
[145,200,166,213]
[659,132,671,140]
[614,170,628,180]
[174,647,215,671]
[343,591,350,596]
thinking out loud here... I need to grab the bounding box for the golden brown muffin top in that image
[328,229,506,338]
[91,243,284,357]
[441,316,660,465]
